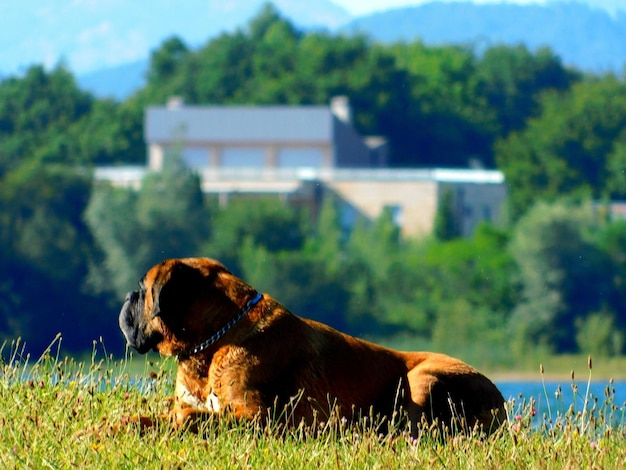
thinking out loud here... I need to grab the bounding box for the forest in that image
[1,4,626,366]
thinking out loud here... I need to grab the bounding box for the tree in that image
[202,196,306,272]
[0,164,93,283]
[575,311,624,357]
[238,240,351,332]
[0,164,120,353]
[476,45,578,136]
[303,197,344,275]
[389,41,495,167]
[0,65,94,174]
[496,77,626,220]
[86,151,210,298]
[508,201,613,353]
[433,189,460,240]
[147,36,190,86]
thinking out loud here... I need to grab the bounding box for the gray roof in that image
[145,106,334,143]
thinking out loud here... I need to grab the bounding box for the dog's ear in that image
[153,263,206,320]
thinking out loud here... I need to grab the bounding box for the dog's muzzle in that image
[119,291,141,350]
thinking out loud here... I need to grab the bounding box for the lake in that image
[496,380,626,419]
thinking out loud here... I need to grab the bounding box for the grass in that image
[1,337,625,469]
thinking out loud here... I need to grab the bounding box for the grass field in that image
[1,338,625,469]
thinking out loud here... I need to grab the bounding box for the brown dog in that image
[119,257,506,435]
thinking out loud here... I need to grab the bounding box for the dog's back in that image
[271,310,506,434]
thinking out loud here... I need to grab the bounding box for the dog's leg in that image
[404,369,439,437]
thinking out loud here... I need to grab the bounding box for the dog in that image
[119,257,506,436]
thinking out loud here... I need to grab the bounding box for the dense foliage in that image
[1,4,625,361]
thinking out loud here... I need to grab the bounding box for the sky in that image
[1,0,622,77]
[333,0,622,16]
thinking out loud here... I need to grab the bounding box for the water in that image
[496,380,626,419]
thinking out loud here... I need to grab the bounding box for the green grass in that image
[1,338,625,469]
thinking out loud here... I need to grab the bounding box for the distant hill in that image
[24,1,626,99]
[78,60,148,101]
[344,2,626,74]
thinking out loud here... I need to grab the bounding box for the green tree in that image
[389,224,518,344]
[496,77,626,220]
[508,201,613,353]
[0,164,93,283]
[303,197,344,275]
[389,41,496,166]
[575,311,624,357]
[238,240,351,331]
[0,65,93,174]
[0,163,119,353]
[476,45,578,136]
[433,189,460,241]
[86,151,210,298]
[147,36,190,86]
[203,197,306,271]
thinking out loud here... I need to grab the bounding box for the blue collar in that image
[181,292,263,359]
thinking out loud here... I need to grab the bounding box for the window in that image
[277,148,324,168]
[482,205,492,222]
[339,202,359,231]
[180,147,208,169]
[221,148,266,168]
[385,204,404,228]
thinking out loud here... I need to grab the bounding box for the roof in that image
[145,106,335,144]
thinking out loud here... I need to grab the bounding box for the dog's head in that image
[118,258,258,356]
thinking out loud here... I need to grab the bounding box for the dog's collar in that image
[179,292,263,359]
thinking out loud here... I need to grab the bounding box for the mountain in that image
[77,59,148,100]
[344,2,626,74]
[4,1,626,99]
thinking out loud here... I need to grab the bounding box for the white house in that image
[95,97,506,238]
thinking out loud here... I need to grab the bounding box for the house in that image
[95,97,506,238]
[146,96,388,172]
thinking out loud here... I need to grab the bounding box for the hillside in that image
[344,2,626,74]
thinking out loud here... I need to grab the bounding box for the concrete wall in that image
[328,180,439,238]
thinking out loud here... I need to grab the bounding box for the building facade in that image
[145,96,388,172]
[95,98,506,238]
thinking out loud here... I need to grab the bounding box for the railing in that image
[94,165,504,185]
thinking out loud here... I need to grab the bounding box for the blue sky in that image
[334,0,623,16]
